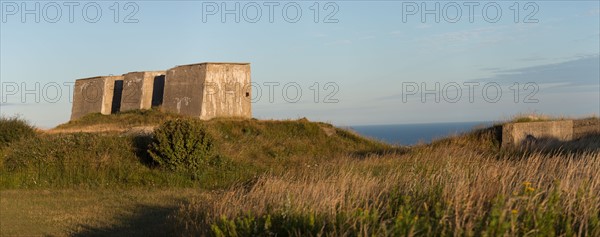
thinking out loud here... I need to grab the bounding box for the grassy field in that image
[1,188,202,236]
[0,112,599,236]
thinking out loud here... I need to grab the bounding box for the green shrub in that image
[0,133,184,188]
[3,133,128,172]
[148,119,214,177]
[0,116,36,148]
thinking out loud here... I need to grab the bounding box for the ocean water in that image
[350,121,494,146]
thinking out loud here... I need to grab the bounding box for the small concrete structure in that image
[501,120,573,147]
[573,118,600,139]
[501,119,600,147]
[120,71,166,111]
[162,62,251,120]
[70,75,124,120]
[69,62,252,121]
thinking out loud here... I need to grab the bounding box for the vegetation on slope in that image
[1,111,398,189]
[54,109,183,130]
[173,122,600,236]
[0,116,36,148]
[1,111,599,236]
[177,152,600,236]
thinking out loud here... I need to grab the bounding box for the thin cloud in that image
[389,30,403,36]
[472,55,600,88]
[480,67,502,71]
[519,56,547,62]
[586,7,599,16]
[416,26,512,51]
[415,23,432,29]
[312,33,328,38]
[376,55,600,102]
[326,39,352,46]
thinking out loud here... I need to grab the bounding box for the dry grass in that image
[175,140,600,236]
[0,188,203,236]
[47,124,157,134]
[508,112,598,124]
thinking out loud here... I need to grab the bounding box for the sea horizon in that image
[349,121,495,146]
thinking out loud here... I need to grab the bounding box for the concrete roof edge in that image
[124,70,167,74]
[172,62,251,68]
[76,75,124,81]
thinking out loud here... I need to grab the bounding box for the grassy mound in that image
[1,112,400,189]
[54,109,184,131]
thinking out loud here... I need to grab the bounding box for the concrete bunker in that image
[69,62,252,121]
[120,71,166,112]
[573,118,600,139]
[70,75,124,120]
[161,62,251,120]
[500,119,600,148]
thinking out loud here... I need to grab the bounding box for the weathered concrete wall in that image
[70,75,124,120]
[501,120,573,147]
[573,118,600,139]
[162,64,207,116]
[501,119,600,147]
[70,62,252,121]
[120,71,166,111]
[162,63,251,120]
[201,63,251,119]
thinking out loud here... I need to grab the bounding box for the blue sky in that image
[1,1,599,127]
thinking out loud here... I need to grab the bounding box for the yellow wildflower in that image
[526,187,535,192]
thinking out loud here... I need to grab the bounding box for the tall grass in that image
[0,116,37,148]
[174,142,600,236]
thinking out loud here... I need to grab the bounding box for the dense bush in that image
[0,131,232,189]
[148,119,214,177]
[4,133,129,171]
[0,116,36,148]
[0,133,193,188]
